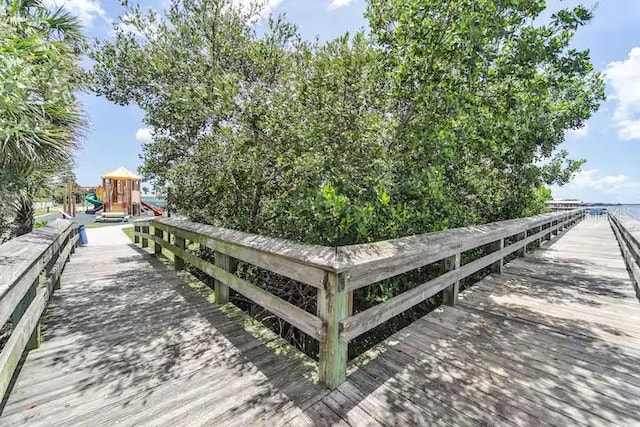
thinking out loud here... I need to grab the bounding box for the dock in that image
[1,210,639,426]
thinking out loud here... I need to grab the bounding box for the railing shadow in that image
[127,245,331,423]
[2,243,328,424]
[302,286,640,425]
[292,219,640,426]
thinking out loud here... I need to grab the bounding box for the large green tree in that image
[0,0,86,238]
[366,0,604,224]
[91,0,604,354]
[92,0,603,245]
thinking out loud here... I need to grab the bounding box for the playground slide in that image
[85,193,103,214]
[141,201,164,217]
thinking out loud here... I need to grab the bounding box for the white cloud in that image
[569,169,638,192]
[329,0,355,10]
[565,123,589,139]
[604,47,640,140]
[44,0,107,27]
[230,0,284,18]
[135,128,152,143]
[552,169,640,203]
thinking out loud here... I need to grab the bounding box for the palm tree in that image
[1,0,87,236]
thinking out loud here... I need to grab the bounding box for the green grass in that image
[84,223,105,229]
[34,205,61,216]
[122,226,135,242]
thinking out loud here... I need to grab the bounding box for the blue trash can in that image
[78,224,88,246]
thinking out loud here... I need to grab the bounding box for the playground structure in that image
[61,167,164,222]
[93,167,163,221]
[85,189,103,214]
[100,167,142,217]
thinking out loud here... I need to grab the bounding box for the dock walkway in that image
[2,217,639,426]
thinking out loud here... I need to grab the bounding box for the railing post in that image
[545,222,552,241]
[154,226,163,255]
[538,225,544,245]
[70,227,76,255]
[54,245,62,289]
[317,271,348,389]
[134,224,140,244]
[214,252,230,304]
[174,235,185,271]
[517,231,526,257]
[491,239,504,273]
[12,278,40,351]
[141,225,149,248]
[27,319,41,351]
[443,253,461,306]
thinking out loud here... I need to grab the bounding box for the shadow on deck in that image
[293,218,640,426]
[1,243,327,426]
[2,218,640,426]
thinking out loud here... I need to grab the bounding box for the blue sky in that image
[52,0,640,203]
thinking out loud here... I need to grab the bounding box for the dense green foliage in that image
[91,0,604,356]
[0,0,86,239]
[92,0,603,247]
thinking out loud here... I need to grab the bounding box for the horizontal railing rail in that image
[338,209,584,341]
[0,219,78,398]
[134,208,585,389]
[608,212,640,300]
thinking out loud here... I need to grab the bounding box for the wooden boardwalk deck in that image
[297,216,640,426]
[1,227,328,426]
[3,217,640,426]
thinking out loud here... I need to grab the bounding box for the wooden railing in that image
[0,220,78,398]
[608,212,640,300]
[134,208,584,388]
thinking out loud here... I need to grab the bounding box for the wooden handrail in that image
[608,212,640,301]
[134,208,585,389]
[339,210,583,341]
[0,219,78,398]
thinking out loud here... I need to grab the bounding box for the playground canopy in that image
[101,166,141,180]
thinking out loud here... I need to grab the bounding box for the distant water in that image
[591,204,640,221]
[141,196,167,208]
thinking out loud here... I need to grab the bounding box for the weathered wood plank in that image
[417,316,640,423]
[151,219,330,288]
[0,286,48,400]
[340,215,577,341]
[0,223,77,401]
[609,213,640,300]
[0,220,74,329]
[339,210,582,289]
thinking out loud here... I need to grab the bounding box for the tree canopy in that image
[92,0,603,247]
[0,0,86,238]
[90,0,606,359]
